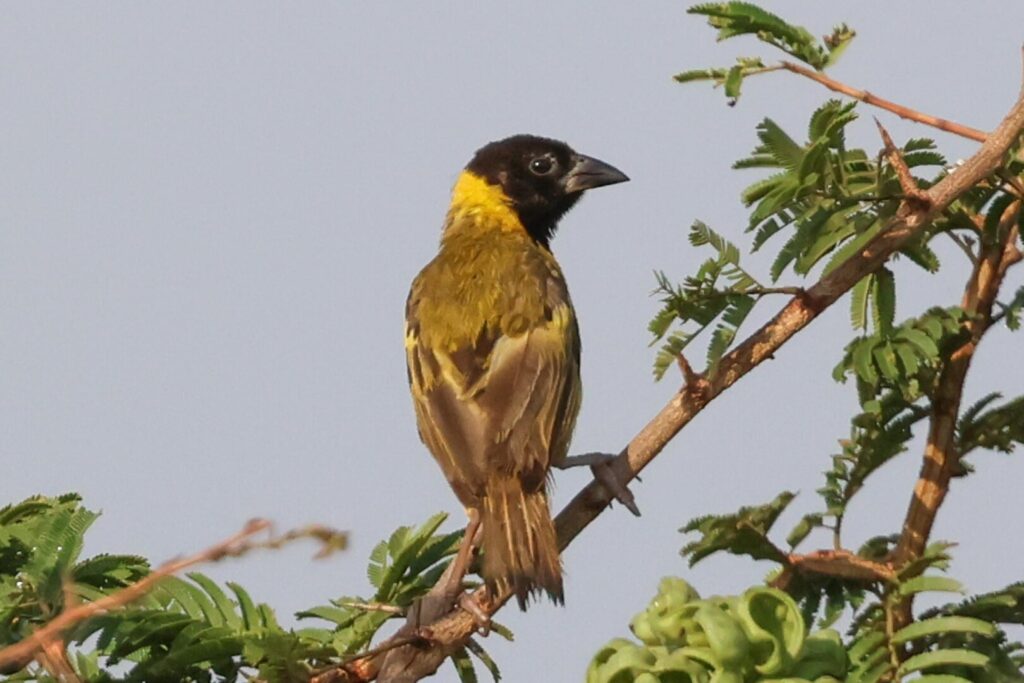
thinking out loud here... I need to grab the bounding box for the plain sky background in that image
[3,2,1023,681]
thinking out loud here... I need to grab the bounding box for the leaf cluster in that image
[834,306,967,404]
[0,496,495,683]
[589,578,848,682]
[677,3,855,104]
[649,97,962,383]
[650,221,762,379]
[674,491,1024,682]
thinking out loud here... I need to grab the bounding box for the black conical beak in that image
[563,154,629,194]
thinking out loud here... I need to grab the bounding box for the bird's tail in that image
[479,475,563,610]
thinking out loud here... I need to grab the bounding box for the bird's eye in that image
[529,156,556,176]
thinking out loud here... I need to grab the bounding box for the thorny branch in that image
[320,55,1024,683]
[0,519,349,675]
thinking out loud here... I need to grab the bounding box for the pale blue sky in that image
[2,3,1023,681]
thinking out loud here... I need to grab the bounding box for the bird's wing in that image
[406,298,580,503]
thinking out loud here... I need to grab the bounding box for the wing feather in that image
[405,254,581,507]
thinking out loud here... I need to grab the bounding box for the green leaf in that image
[823,24,856,67]
[892,615,997,644]
[724,65,743,102]
[871,267,896,334]
[674,66,731,83]
[681,491,794,566]
[957,393,1024,456]
[925,581,1024,625]
[157,576,221,624]
[898,648,989,675]
[187,572,242,631]
[901,577,962,598]
[465,638,502,682]
[1000,285,1024,330]
[850,275,872,331]
[451,646,479,683]
[687,2,831,68]
[139,635,244,678]
[756,118,804,171]
[786,513,823,549]
[706,295,755,374]
[228,582,264,632]
[898,328,940,358]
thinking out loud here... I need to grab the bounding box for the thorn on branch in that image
[676,352,709,396]
[874,118,932,211]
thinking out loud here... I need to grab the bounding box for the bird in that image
[404,134,629,610]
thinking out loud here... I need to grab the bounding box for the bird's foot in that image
[558,452,640,516]
[457,592,491,636]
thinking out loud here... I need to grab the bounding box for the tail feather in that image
[479,475,562,609]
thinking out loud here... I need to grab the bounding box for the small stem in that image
[780,61,988,142]
[945,230,978,265]
[884,590,902,674]
[811,191,904,203]
[339,601,405,616]
[751,286,805,296]
[998,169,1024,197]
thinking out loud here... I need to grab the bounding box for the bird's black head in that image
[465,134,628,248]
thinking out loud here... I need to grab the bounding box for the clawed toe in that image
[458,593,491,636]
[590,460,641,517]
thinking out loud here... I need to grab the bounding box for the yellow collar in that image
[442,172,523,238]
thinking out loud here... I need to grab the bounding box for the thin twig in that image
[998,169,1024,198]
[945,231,978,265]
[0,517,347,674]
[0,519,273,673]
[260,523,349,559]
[339,601,406,616]
[781,61,988,142]
[751,286,805,296]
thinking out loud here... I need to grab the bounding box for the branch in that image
[0,518,348,674]
[893,201,1023,569]
[335,61,1024,683]
[771,550,895,590]
[780,61,988,142]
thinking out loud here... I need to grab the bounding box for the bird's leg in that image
[443,508,482,600]
[409,509,484,630]
[442,510,491,633]
[556,452,641,517]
